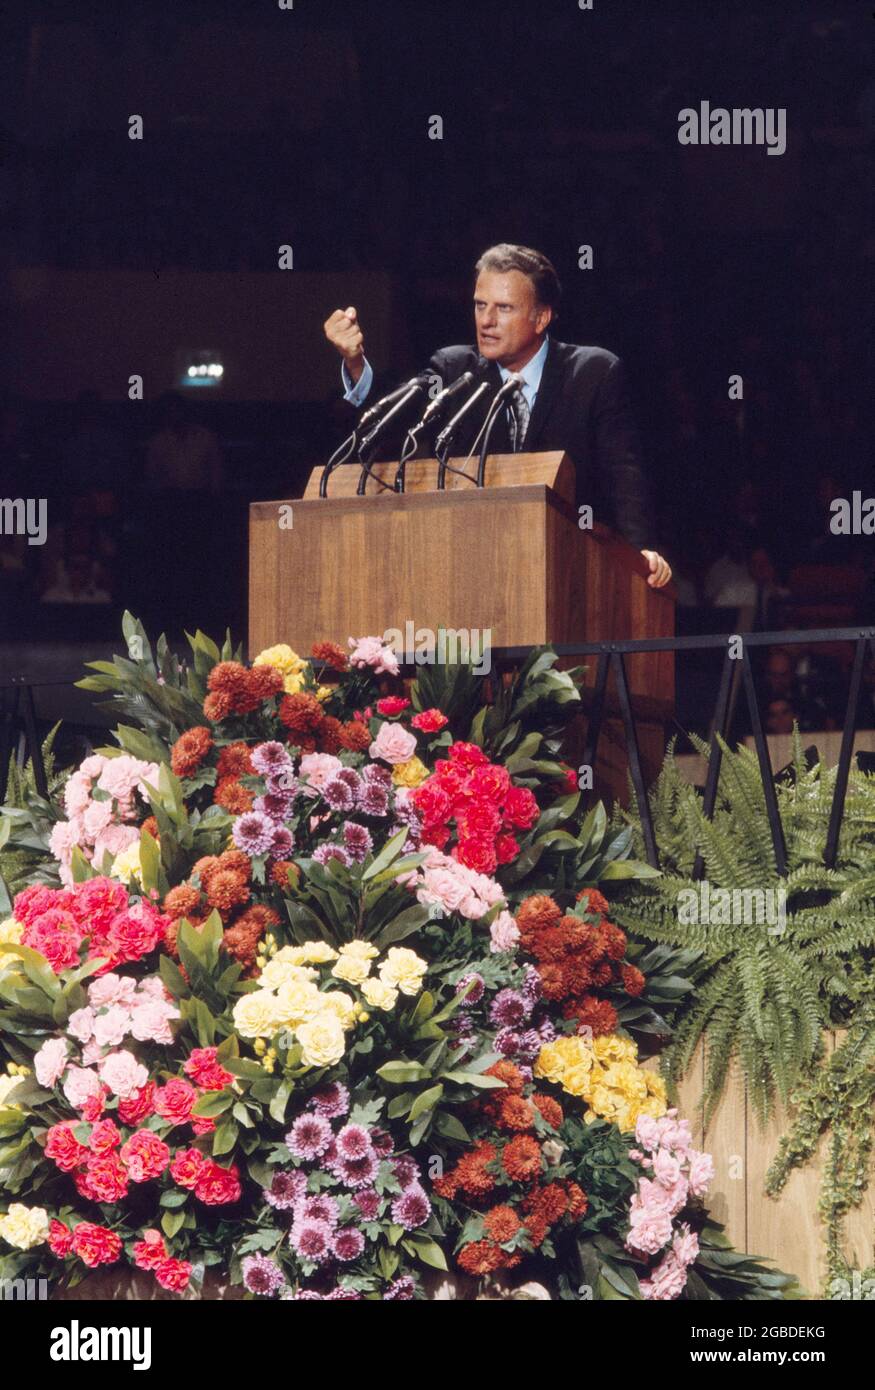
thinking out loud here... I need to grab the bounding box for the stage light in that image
[176,349,225,389]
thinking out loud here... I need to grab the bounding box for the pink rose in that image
[99,1049,149,1098]
[687,1149,715,1198]
[64,773,93,818]
[129,998,178,1044]
[347,636,400,675]
[299,753,343,791]
[639,1250,689,1301]
[652,1147,682,1189]
[92,1004,131,1049]
[83,799,116,841]
[672,1223,700,1267]
[88,973,137,1009]
[369,721,417,765]
[625,1197,673,1256]
[62,1064,102,1110]
[634,1113,663,1153]
[489,910,520,954]
[49,820,80,866]
[92,823,139,865]
[34,1037,68,1087]
[67,1006,96,1043]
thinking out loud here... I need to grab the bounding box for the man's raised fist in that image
[323,306,365,381]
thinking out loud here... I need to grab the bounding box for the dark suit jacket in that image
[409,338,652,549]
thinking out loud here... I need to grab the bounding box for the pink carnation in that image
[34,1037,68,1087]
[368,722,417,766]
[99,1049,149,1098]
[347,636,400,675]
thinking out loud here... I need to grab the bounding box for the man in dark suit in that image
[324,242,671,587]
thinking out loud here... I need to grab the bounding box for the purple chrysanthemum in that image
[263,1168,307,1210]
[310,1081,350,1119]
[538,1017,557,1042]
[312,843,353,868]
[322,776,356,812]
[270,825,294,858]
[391,1154,420,1189]
[241,1254,285,1296]
[516,1028,544,1064]
[384,1275,416,1300]
[361,763,392,789]
[494,1027,521,1057]
[354,1188,382,1220]
[336,1151,380,1189]
[455,972,485,1007]
[342,822,373,862]
[256,790,295,822]
[334,767,363,794]
[295,1193,339,1229]
[331,1227,366,1262]
[286,1112,333,1161]
[357,783,389,817]
[290,1219,333,1262]
[335,1123,373,1160]
[232,809,277,857]
[489,988,529,1029]
[291,1289,324,1300]
[522,964,542,1005]
[325,1286,363,1299]
[390,1183,431,1230]
[370,1128,394,1158]
[252,742,293,776]
[267,769,298,796]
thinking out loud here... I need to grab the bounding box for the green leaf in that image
[269,1079,293,1124]
[212,1120,239,1157]
[404,1234,448,1271]
[408,1083,444,1123]
[191,1090,234,1119]
[362,827,409,882]
[161,1210,186,1238]
[376,1060,431,1085]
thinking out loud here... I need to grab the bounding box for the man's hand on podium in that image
[641,550,672,588]
[324,306,365,383]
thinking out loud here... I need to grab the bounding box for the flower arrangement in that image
[0,616,798,1302]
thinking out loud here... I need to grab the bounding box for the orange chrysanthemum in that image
[576,887,610,917]
[204,868,250,915]
[599,921,628,962]
[216,742,255,779]
[246,665,284,701]
[213,777,255,815]
[222,904,279,974]
[278,692,324,734]
[270,860,299,891]
[170,726,213,778]
[432,1171,459,1200]
[337,720,371,753]
[532,1093,564,1129]
[523,1212,549,1247]
[318,715,343,755]
[163,885,202,922]
[311,641,348,672]
[207,661,247,695]
[531,1182,568,1225]
[501,1134,541,1183]
[574,996,618,1037]
[564,1181,589,1220]
[516,894,562,934]
[621,963,646,997]
[497,1095,536,1132]
[483,1204,522,1244]
[203,690,232,722]
[485,1060,526,1094]
[457,1240,504,1276]
[141,816,160,840]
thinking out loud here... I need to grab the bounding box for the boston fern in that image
[610,734,875,1123]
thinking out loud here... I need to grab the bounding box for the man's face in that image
[473,270,552,371]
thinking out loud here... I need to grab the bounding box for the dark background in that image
[0,0,872,742]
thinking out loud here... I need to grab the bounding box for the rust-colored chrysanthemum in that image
[497,1094,536,1133]
[531,1093,564,1130]
[216,742,254,779]
[516,893,562,934]
[203,691,232,722]
[170,726,213,778]
[576,887,610,917]
[219,849,252,880]
[574,995,618,1037]
[270,860,299,891]
[590,961,613,988]
[457,1240,504,1276]
[318,715,343,755]
[562,957,594,995]
[246,664,284,701]
[213,777,255,815]
[537,963,566,1001]
[163,885,202,922]
[483,1204,522,1244]
[599,921,628,962]
[311,640,348,672]
[141,816,160,840]
[564,1181,589,1220]
[337,720,371,753]
[278,692,324,734]
[621,963,645,996]
[207,661,248,695]
[501,1134,541,1183]
[531,1182,568,1225]
[432,1170,459,1200]
[485,1059,526,1094]
[221,904,279,974]
[523,1212,549,1247]
[204,868,250,915]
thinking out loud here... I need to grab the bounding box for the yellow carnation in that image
[0,1203,50,1250]
[360,977,399,1011]
[110,841,144,887]
[273,978,323,1029]
[232,990,284,1039]
[318,992,358,1028]
[0,918,24,970]
[259,959,318,991]
[295,1014,346,1067]
[378,947,427,996]
[339,940,379,960]
[391,756,430,788]
[332,954,372,986]
[253,644,308,694]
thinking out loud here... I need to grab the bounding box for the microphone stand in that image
[318,431,359,498]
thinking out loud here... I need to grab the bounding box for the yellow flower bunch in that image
[534,1032,667,1131]
[392,756,430,788]
[0,918,23,970]
[0,1203,50,1251]
[232,940,428,1068]
[253,643,308,694]
[110,841,144,887]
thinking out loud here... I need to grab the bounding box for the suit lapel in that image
[523,339,563,451]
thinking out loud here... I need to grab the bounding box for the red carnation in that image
[194,1161,241,1205]
[119,1130,171,1182]
[48,1219,74,1257]
[376,696,410,716]
[70,1222,123,1268]
[117,1082,156,1125]
[155,1256,193,1292]
[502,784,539,830]
[84,1152,129,1204]
[454,836,498,876]
[170,1146,208,1189]
[410,708,448,733]
[45,1122,88,1173]
[154,1077,198,1125]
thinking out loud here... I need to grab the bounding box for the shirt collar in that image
[497,334,550,397]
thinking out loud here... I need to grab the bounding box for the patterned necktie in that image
[507,384,531,452]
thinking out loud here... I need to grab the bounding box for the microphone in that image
[358,375,430,432]
[475,372,524,487]
[434,380,491,480]
[356,379,428,494]
[394,372,476,491]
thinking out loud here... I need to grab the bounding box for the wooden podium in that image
[249,453,675,803]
